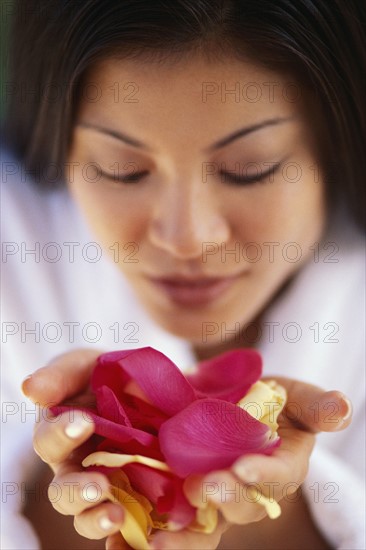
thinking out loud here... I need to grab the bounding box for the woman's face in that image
[68,55,326,350]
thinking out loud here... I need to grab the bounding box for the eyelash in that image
[100,162,282,186]
[100,169,149,184]
[220,162,282,185]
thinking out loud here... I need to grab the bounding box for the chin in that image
[144,302,248,348]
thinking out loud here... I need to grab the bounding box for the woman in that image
[1,0,365,548]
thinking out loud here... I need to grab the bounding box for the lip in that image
[146,274,242,307]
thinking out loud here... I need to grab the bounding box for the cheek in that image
[68,177,148,248]
[96,206,148,252]
[227,177,325,247]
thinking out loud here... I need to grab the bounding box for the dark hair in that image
[3,0,365,230]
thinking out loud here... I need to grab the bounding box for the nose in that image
[148,178,230,259]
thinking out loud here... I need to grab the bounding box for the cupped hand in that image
[24,349,125,541]
[140,378,351,549]
[185,378,352,526]
[23,351,352,549]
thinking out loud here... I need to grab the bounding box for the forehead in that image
[76,55,304,146]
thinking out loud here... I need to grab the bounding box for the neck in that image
[192,315,262,362]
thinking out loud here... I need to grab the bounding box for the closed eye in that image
[100,169,149,184]
[220,161,282,185]
[99,161,283,185]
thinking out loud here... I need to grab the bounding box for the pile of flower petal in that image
[52,347,286,549]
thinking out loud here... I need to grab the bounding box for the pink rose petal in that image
[92,350,134,392]
[186,349,262,403]
[95,386,132,426]
[97,347,197,416]
[159,398,280,477]
[117,393,168,432]
[52,405,158,448]
[124,464,196,529]
[52,347,283,536]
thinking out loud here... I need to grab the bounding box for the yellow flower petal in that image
[110,485,151,550]
[82,451,170,472]
[182,475,218,534]
[189,503,218,534]
[106,471,154,550]
[237,380,286,432]
[246,486,282,519]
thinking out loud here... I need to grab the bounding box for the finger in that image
[199,470,267,525]
[74,501,124,540]
[201,430,313,524]
[33,410,94,468]
[270,377,352,432]
[50,470,111,516]
[22,348,102,406]
[233,428,315,490]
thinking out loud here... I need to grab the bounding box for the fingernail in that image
[81,484,102,503]
[341,396,352,421]
[99,516,115,531]
[64,413,92,439]
[232,462,259,483]
[21,375,33,397]
[332,396,353,431]
[99,508,124,532]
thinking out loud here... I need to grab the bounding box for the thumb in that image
[271,377,352,433]
[21,348,103,406]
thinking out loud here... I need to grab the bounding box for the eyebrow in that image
[76,116,292,152]
[206,117,293,151]
[77,122,149,150]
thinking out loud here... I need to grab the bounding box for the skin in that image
[25,352,350,549]
[23,55,351,548]
[67,54,326,354]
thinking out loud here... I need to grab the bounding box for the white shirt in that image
[1,149,365,549]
